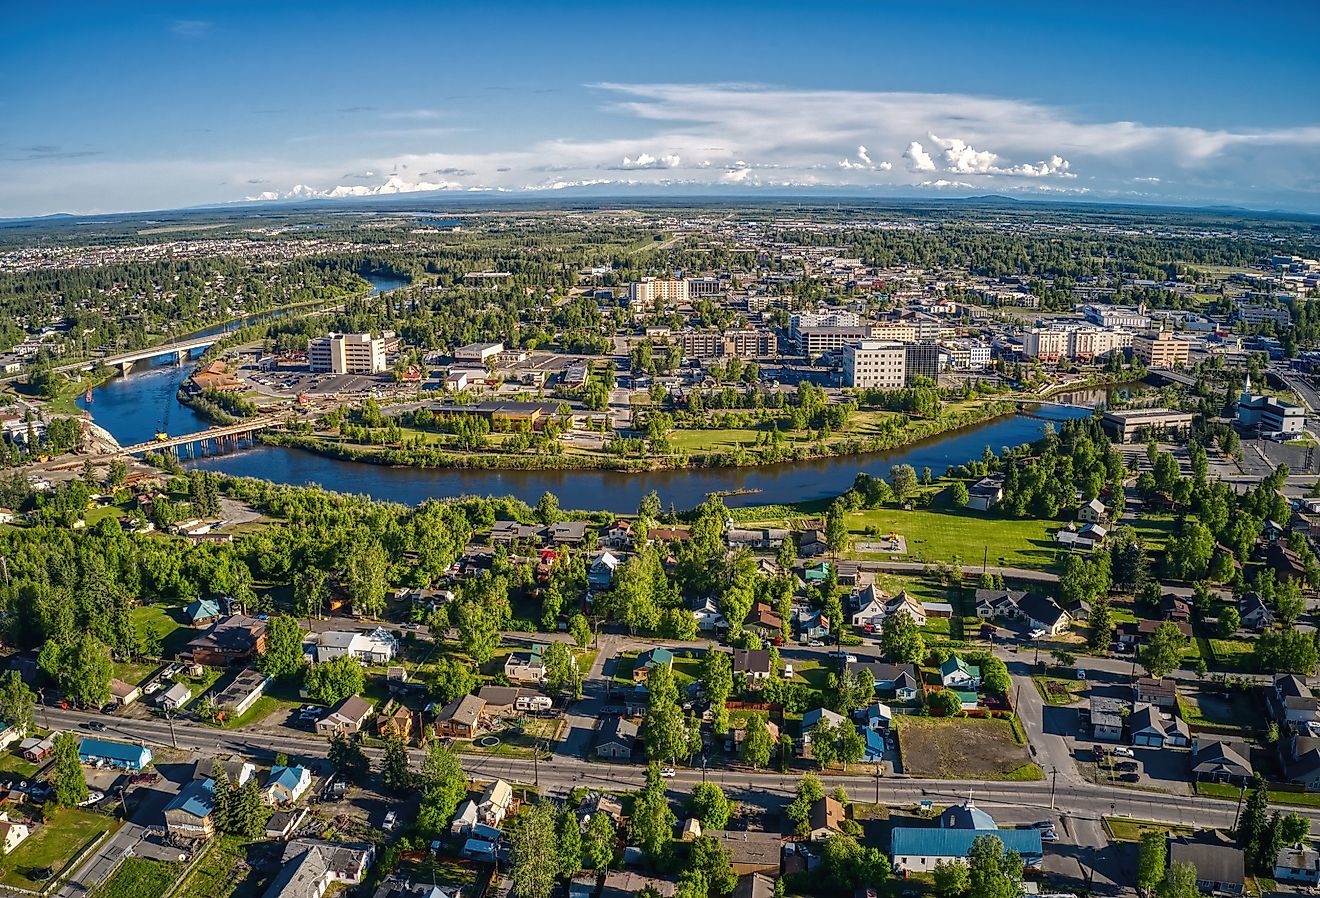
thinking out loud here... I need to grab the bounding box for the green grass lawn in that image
[131,602,190,659]
[1104,817,1194,842]
[845,505,1062,570]
[174,836,259,898]
[0,807,120,891]
[1195,781,1320,808]
[93,857,179,898]
[110,660,159,687]
[1177,690,1264,735]
[0,750,39,777]
[217,695,298,730]
[1204,637,1259,673]
[1033,676,1085,705]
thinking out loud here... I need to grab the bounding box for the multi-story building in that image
[867,323,920,343]
[884,311,941,342]
[843,341,907,389]
[1070,327,1132,361]
[797,326,870,357]
[628,277,718,306]
[308,333,386,375]
[677,329,777,359]
[685,277,723,298]
[1234,303,1292,328]
[1022,329,1070,361]
[790,309,862,335]
[904,343,941,384]
[1133,330,1190,368]
[1084,304,1151,330]
[940,339,992,370]
[1238,378,1306,435]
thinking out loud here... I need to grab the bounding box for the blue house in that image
[862,728,887,762]
[78,737,152,770]
[184,598,222,626]
[890,827,1042,874]
[588,551,621,589]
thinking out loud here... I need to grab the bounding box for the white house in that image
[312,628,398,664]
[1078,498,1108,524]
[264,765,312,806]
[851,586,889,630]
[940,656,980,691]
[478,779,514,827]
[0,814,30,854]
[692,597,728,633]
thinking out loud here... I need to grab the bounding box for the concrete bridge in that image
[56,335,220,375]
[118,416,283,458]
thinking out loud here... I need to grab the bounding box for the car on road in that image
[1028,628,1047,640]
[807,640,824,647]
[1040,829,1059,841]
[383,811,398,832]
[660,767,676,778]
[1033,820,1055,829]
[1112,747,1135,758]
[85,722,107,731]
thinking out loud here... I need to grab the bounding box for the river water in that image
[79,272,1101,512]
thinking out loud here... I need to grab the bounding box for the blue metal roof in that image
[185,598,221,622]
[890,828,1042,861]
[862,728,886,760]
[164,780,214,820]
[267,765,306,792]
[78,738,152,767]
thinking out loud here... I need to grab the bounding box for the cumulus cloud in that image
[904,141,937,172]
[246,174,464,201]
[839,145,885,171]
[929,135,1000,174]
[878,161,892,171]
[857,145,872,166]
[615,153,680,169]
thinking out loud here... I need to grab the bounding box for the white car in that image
[660,767,676,778]
[782,665,794,678]
[1112,747,1135,758]
[1028,628,1047,640]
[79,791,105,807]
[808,640,824,647]
[383,810,398,832]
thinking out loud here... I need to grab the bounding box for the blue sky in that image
[3,1,1319,216]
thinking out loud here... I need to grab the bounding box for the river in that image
[79,272,1101,512]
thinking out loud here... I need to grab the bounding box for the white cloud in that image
[246,174,463,201]
[857,145,872,166]
[904,141,936,172]
[929,134,1000,174]
[615,153,681,169]
[918,179,976,189]
[878,161,892,171]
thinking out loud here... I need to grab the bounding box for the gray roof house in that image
[1168,831,1244,894]
[1190,737,1253,784]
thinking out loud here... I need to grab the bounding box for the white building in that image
[940,339,992,370]
[312,628,399,664]
[454,341,504,362]
[308,333,386,375]
[628,278,689,307]
[843,340,907,389]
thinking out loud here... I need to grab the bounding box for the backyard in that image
[93,857,179,898]
[1177,688,1265,736]
[0,808,119,891]
[895,716,1042,780]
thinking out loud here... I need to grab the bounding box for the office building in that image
[1100,408,1196,443]
[1234,303,1292,327]
[797,326,870,357]
[628,277,718,306]
[454,341,505,363]
[904,343,941,384]
[1084,304,1151,330]
[868,323,920,343]
[308,333,386,375]
[1022,329,1069,361]
[1133,331,1190,368]
[678,329,777,359]
[940,339,992,370]
[1238,377,1306,435]
[843,341,907,389]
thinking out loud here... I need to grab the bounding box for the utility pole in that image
[167,712,178,750]
[1050,766,1058,810]
[1232,782,1246,831]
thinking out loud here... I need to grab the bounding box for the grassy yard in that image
[1203,637,1259,673]
[1177,690,1265,736]
[0,807,120,891]
[93,857,179,898]
[217,695,298,730]
[110,660,159,687]
[895,716,1042,781]
[131,602,190,659]
[1032,676,1085,706]
[1104,817,1194,842]
[844,505,1061,570]
[0,750,39,777]
[1195,781,1320,808]
[174,837,260,898]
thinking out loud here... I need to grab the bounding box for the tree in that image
[583,809,617,870]
[1167,522,1215,581]
[1137,831,1167,897]
[457,597,501,663]
[211,762,232,832]
[979,656,1011,696]
[690,835,738,896]
[257,615,304,678]
[381,730,412,793]
[535,492,561,525]
[929,689,963,716]
[1274,811,1310,848]
[50,732,88,807]
[630,764,676,862]
[786,773,825,836]
[1138,621,1188,679]
[644,664,688,764]
[230,778,271,838]
[1255,629,1318,675]
[1088,596,1115,650]
[1160,861,1200,898]
[949,481,970,507]
[509,802,559,898]
[890,464,918,503]
[429,656,478,705]
[0,671,35,737]
[688,783,733,829]
[328,732,369,784]
[42,634,114,708]
[741,714,772,769]
[967,835,1023,898]
[543,641,582,700]
[1219,606,1241,637]
[934,859,970,898]
[838,724,865,771]
[557,804,583,878]
[344,540,389,618]
[1238,776,1270,871]
[569,613,592,649]
[702,647,733,734]
[880,611,926,665]
[825,503,849,555]
[293,567,329,619]
[817,832,891,892]
[303,655,366,705]
[420,740,469,821]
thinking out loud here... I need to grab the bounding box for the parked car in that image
[85,722,107,732]
[1028,628,1047,640]
[1040,829,1059,841]
[1112,747,1135,758]
[807,640,824,647]
[383,811,398,832]
[660,767,676,778]
[78,791,105,807]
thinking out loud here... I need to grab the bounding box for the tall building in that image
[940,339,992,370]
[904,343,941,384]
[843,341,907,389]
[628,277,718,306]
[1022,329,1069,361]
[1238,375,1305,435]
[797,326,870,357]
[790,309,862,336]
[867,323,920,343]
[677,329,777,359]
[308,333,386,375]
[1023,326,1131,361]
[1133,330,1189,368]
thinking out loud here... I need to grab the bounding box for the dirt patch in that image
[896,716,1038,779]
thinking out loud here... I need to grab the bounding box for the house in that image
[1089,696,1126,742]
[1118,618,1193,645]
[803,562,831,583]
[940,655,980,691]
[0,813,31,854]
[603,520,635,549]
[726,527,790,550]
[435,694,486,739]
[1274,844,1320,886]
[1168,831,1244,894]
[376,705,414,740]
[633,647,674,683]
[1017,593,1071,635]
[974,588,1027,620]
[851,586,889,630]
[595,717,638,760]
[312,628,397,664]
[108,678,141,708]
[158,682,192,711]
[1129,703,1190,748]
[861,727,887,762]
[315,695,374,736]
[490,520,541,545]
[890,828,1043,873]
[214,669,272,718]
[692,597,728,633]
[192,756,255,786]
[450,799,478,836]
[185,615,268,667]
[265,765,312,805]
[20,734,56,762]
[940,799,998,830]
[885,591,927,627]
[1055,523,1107,550]
[268,840,374,898]
[1135,678,1177,710]
[588,551,621,589]
[504,645,548,683]
[733,872,777,898]
[78,738,152,770]
[705,830,783,876]
[731,719,781,755]
[732,649,773,681]
[743,603,784,639]
[1160,593,1192,623]
[1190,737,1254,785]
[184,598,222,627]
[1238,592,1275,631]
[647,527,691,545]
[848,661,921,701]
[799,529,830,557]
[476,685,521,719]
[807,796,846,840]
[601,872,677,898]
[164,779,216,838]
[547,521,588,546]
[1265,543,1307,582]
[1078,498,1108,524]
[798,609,830,641]
[478,779,514,826]
[1272,674,1320,729]
[1279,735,1320,790]
[966,476,1004,511]
[266,808,308,840]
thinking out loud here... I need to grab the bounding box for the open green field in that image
[174,837,262,898]
[131,601,191,658]
[895,716,1042,781]
[1178,689,1264,735]
[111,660,159,687]
[1104,817,1194,842]
[93,857,179,898]
[1196,781,1320,808]
[1203,637,1259,673]
[847,506,1059,569]
[0,808,119,891]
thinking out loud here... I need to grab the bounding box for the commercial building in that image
[1022,328,1069,361]
[1234,303,1292,327]
[867,323,919,343]
[904,343,941,384]
[798,325,870,357]
[628,278,689,307]
[677,329,777,359]
[790,309,862,332]
[843,341,907,389]
[940,339,992,370]
[1084,304,1151,330]
[308,333,386,375]
[453,341,504,363]
[1133,331,1190,368]
[1023,326,1131,361]
[1238,389,1306,435]
[1100,408,1196,443]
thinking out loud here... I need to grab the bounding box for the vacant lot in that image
[0,808,119,891]
[896,716,1041,780]
[846,506,1058,570]
[1178,689,1264,736]
[94,857,179,898]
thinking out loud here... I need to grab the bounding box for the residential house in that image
[450,800,478,836]
[733,649,773,681]
[476,686,521,719]
[478,779,514,827]
[890,828,1043,874]
[807,796,846,841]
[799,529,829,557]
[184,598,222,627]
[1160,593,1192,623]
[1167,831,1244,894]
[601,873,677,898]
[1089,697,1126,742]
[109,678,141,708]
[1055,523,1107,550]
[490,521,540,545]
[861,727,887,762]
[1118,619,1193,645]
[1135,678,1177,710]
[1279,735,1320,790]
[847,661,921,702]
[633,647,674,683]
[0,813,31,854]
[726,527,790,550]
[312,628,397,664]
[266,840,374,898]
[20,734,55,762]
[802,707,847,734]
[1272,674,1320,732]
[966,476,1004,511]
[692,597,728,633]
[376,705,413,741]
[885,591,927,627]
[435,694,486,739]
[603,520,635,549]
[1078,498,1108,524]
[1239,592,1275,631]
[595,717,638,760]
[647,527,692,545]
[1129,703,1190,748]
[1190,737,1254,785]
[1017,593,1071,635]
[547,521,588,546]
[1265,543,1307,581]
[315,695,374,736]
[797,609,830,641]
[705,830,783,876]
[78,738,152,770]
[266,808,307,840]
[974,588,1026,619]
[185,615,268,667]
[158,682,192,711]
[852,586,889,631]
[940,799,998,830]
[164,779,216,839]
[1274,844,1320,886]
[733,873,776,898]
[265,765,312,805]
[588,551,621,589]
[803,562,831,583]
[504,645,548,683]
[861,701,893,731]
[940,655,980,691]
[191,756,255,786]
[743,603,783,640]
[730,719,781,755]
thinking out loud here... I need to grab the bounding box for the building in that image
[1129,703,1190,747]
[1022,328,1069,361]
[705,830,783,876]
[798,325,871,357]
[158,682,192,711]
[966,476,1004,511]
[453,341,504,363]
[265,765,312,805]
[677,329,777,359]
[843,340,907,389]
[0,813,31,854]
[265,840,374,898]
[628,278,690,307]
[1274,844,1320,886]
[435,694,486,739]
[213,669,272,718]
[78,737,152,770]
[790,309,862,332]
[1017,593,1071,635]
[595,717,638,760]
[312,628,398,664]
[633,647,674,683]
[1238,386,1306,435]
[504,645,548,683]
[940,339,992,370]
[807,796,846,840]
[1090,697,1126,741]
[184,598,222,627]
[108,678,141,708]
[1190,737,1253,785]
[1024,326,1131,361]
[315,695,374,736]
[1168,831,1244,894]
[185,615,268,667]
[1100,408,1196,443]
[478,779,514,827]
[1085,304,1151,330]
[164,779,216,839]
[732,648,772,680]
[904,343,940,384]
[890,827,1042,874]
[1134,330,1190,368]
[308,333,386,375]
